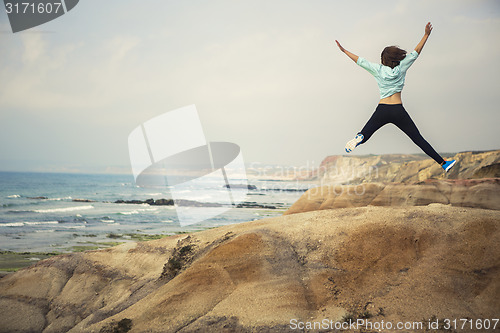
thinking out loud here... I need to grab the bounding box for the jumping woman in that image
[336,22,456,172]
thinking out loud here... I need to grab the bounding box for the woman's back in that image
[356,50,419,101]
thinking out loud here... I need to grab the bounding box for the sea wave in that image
[96,221,120,226]
[24,221,59,225]
[0,222,24,227]
[34,205,94,213]
[7,194,21,198]
[47,196,73,201]
[118,207,159,215]
[0,221,59,227]
[118,210,139,215]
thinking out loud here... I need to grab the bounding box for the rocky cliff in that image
[306,150,500,184]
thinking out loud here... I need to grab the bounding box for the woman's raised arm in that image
[336,40,359,63]
[414,22,433,54]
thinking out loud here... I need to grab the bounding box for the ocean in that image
[0,171,312,253]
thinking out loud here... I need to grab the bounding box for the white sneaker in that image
[345,134,364,153]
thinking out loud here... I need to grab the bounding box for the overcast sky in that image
[0,0,499,173]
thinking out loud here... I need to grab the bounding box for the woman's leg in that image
[345,105,392,153]
[391,105,445,165]
[358,104,391,145]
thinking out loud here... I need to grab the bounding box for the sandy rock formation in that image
[1,205,499,332]
[285,178,500,215]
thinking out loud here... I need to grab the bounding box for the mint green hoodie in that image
[357,50,419,99]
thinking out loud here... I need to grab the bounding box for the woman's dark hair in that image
[381,46,406,68]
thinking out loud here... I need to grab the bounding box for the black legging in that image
[358,104,444,165]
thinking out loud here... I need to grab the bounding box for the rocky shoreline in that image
[111,198,279,209]
[69,184,310,209]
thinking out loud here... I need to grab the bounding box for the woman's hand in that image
[415,22,432,54]
[335,40,346,53]
[335,40,359,63]
[424,22,433,36]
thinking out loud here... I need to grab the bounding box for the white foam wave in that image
[47,196,72,201]
[0,221,59,227]
[24,221,59,225]
[1,222,24,227]
[119,210,138,215]
[7,194,21,198]
[34,205,94,213]
[101,219,115,223]
[118,207,158,215]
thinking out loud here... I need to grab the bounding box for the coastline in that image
[0,232,191,274]
[0,171,309,255]
[0,250,60,276]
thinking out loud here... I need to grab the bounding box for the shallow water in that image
[0,172,313,252]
